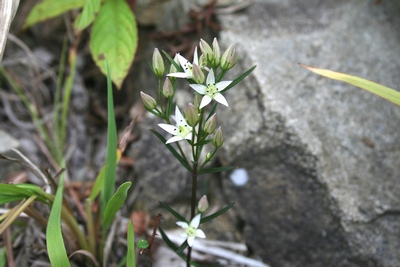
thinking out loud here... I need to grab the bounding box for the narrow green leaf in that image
[23,0,85,29]
[162,50,183,72]
[89,165,105,201]
[46,176,71,267]
[74,0,101,31]
[301,64,400,106]
[0,196,25,205]
[221,65,257,93]
[198,165,237,175]
[126,220,136,267]
[150,130,192,172]
[201,202,235,224]
[0,247,5,267]
[101,59,118,213]
[159,202,186,222]
[90,0,138,89]
[103,182,132,230]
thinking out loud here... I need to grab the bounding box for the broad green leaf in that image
[136,240,149,249]
[159,202,186,222]
[46,176,71,267]
[221,65,257,93]
[301,64,400,106]
[103,182,132,230]
[101,59,118,213]
[90,0,138,89]
[23,0,85,29]
[74,0,101,32]
[201,202,235,224]
[126,220,136,267]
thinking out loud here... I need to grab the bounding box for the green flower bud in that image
[199,38,213,63]
[169,54,180,79]
[194,95,203,110]
[152,48,165,78]
[212,127,224,148]
[162,78,174,98]
[220,44,237,70]
[198,195,209,213]
[204,113,217,134]
[192,64,205,84]
[140,91,157,110]
[212,38,221,67]
[185,103,198,126]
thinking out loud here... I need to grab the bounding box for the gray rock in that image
[217,0,400,266]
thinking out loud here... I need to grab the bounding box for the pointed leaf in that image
[101,59,118,213]
[74,0,101,31]
[150,130,192,172]
[201,202,235,224]
[198,166,237,175]
[127,220,136,267]
[159,202,186,222]
[301,64,400,106]
[103,182,132,230]
[46,176,71,267]
[24,0,85,29]
[221,65,257,93]
[90,0,138,89]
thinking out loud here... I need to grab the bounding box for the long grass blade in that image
[126,220,136,267]
[46,175,71,267]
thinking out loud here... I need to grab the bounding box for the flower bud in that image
[162,78,174,98]
[212,38,221,67]
[204,113,217,134]
[192,64,205,84]
[212,127,224,148]
[199,39,213,62]
[185,103,198,126]
[198,195,209,213]
[194,95,202,110]
[140,91,157,110]
[152,48,165,78]
[220,44,237,70]
[168,54,180,82]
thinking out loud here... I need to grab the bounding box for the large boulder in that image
[216,0,400,266]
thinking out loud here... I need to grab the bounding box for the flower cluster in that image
[140,38,251,249]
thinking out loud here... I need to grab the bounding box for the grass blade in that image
[46,175,71,267]
[201,202,235,224]
[300,64,400,106]
[126,220,136,267]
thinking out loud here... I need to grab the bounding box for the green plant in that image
[140,38,256,266]
[300,64,400,106]
[0,62,135,266]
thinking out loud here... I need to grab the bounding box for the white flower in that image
[176,214,206,247]
[189,69,232,109]
[167,47,200,79]
[158,106,193,144]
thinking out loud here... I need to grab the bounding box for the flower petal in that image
[158,124,178,135]
[184,132,193,140]
[166,135,184,144]
[167,72,190,78]
[216,81,232,91]
[187,236,195,247]
[195,229,206,238]
[206,69,215,85]
[193,47,199,66]
[189,84,206,94]
[176,221,188,229]
[174,106,185,124]
[214,93,229,107]
[199,95,212,109]
[177,54,190,68]
[190,214,201,228]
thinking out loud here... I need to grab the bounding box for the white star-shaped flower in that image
[167,47,200,79]
[189,69,232,109]
[176,214,206,247]
[158,106,193,144]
